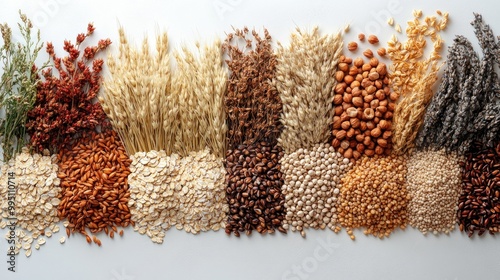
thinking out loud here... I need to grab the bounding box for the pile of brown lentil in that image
[458,142,500,237]
[57,130,132,245]
[407,149,462,235]
[338,155,409,239]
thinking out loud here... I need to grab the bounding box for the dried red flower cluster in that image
[26,23,111,153]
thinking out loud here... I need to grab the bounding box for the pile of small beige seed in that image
[407,149,462,235]
[281,143,352,236]
[338,155,409,239]
[0,148,61,257]
[128,149,227,243]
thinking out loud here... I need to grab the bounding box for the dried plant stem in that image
[172,41,227,158]
[388,11,448,155]
[274,27,343,153]
[101,27,175,155]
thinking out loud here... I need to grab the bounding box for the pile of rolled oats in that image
[128,149,227,244]
[0,148,61,257]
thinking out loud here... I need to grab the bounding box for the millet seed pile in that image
[338,155,409,239]
[407,149,462,235]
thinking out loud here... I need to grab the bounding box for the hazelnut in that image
[368,141,376,150]
[377,47,387,56]
[359,121,367,131]
[350,118,360,128]
[332,138,341,148]
[356,143,365,153]
[375,80,383,89]
[368,72,380,81]
[351,80,361,89]
[351,87,362,97]
[389,92,399,101]
[344,57,353,64]
[379,120,390,130]
[371,127,382,137]
[338,62,349,72]
[382,130,392,139]
[376,106,388,114]
[375,111,382,118]
[376,63,387,76]
[348,42,358,51]
[342,102,352,111]
[344,148,353,159]
[365,149,375,156]
[368,35,379,44]
[358,33,365,41]
[346,107,358,118]
[335,71,345,82]
[366,85,377,94]
[355,74,363,82]
[340,55,347,62]
[340,112,350,122]
[379,99,388,107]
[363,135,372,145]
[352,96,364,107]
[334,83,345,94]
[356,134,365,142]
[388,102,396,112]
[343,93,353,103]
[366,121,375,130]
[334,106,343,116]
[363,94,374,103]
[332,116,342,129]
[349,66,358,76]
[352,150,361,160]
[369,57,379,67]
[375,146,384,155]
[337,147,345,155]
[362,63,372,72]
[336,130,347,140]
[384,111,393,119]
[370,99,379,108]
[344,75,354,85]
[375,90,386,100]
[363,108,375,120]
[346,128,356,138]
[353,57,363,68]
[363,49,374,58]
[333,94,343,105]
[340,140,350,149]
[341,121,351,130]
[361,78,373,88]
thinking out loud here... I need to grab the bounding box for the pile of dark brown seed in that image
[458,142,500,237]
[224,142,286,236]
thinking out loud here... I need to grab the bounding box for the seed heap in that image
[332,55,395,159]
[407,149,462,235]
[57,130,132,246]
[417,13,500,153]
[128,151,178,243]
[281,143,351,236]
[224,142,285,236]
[458,142,500,237]
[338,155,409,239]
[129,149,227,242]
[223,28,285,236]
[389,10,448,154]
[0,148,61,257]
[273,27,342,153]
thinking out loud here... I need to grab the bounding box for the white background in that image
[1,0,500,279]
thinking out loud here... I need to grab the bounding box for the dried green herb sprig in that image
[0,11,45,162]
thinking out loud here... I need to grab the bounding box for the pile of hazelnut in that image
[331,37,397,160]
